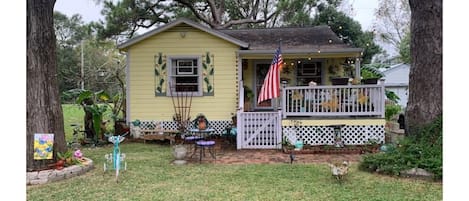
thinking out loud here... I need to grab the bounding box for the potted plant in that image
[243,86,254,111]
[57,150,73,169]
[330,77,350,85]
[360,64,384,84]
[193,113,209,130]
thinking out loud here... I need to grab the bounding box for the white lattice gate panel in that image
[282,125,385,146]
[137,120,231,134]
[237,112,282,149]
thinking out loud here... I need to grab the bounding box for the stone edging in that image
[27,157,94,185]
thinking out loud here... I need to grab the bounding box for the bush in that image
[385,104,401,121]
[359,116,442,180]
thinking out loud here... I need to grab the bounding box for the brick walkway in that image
[185,145,363,165]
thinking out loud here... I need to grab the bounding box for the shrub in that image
[385,104,401,121]
[359,116,442,180]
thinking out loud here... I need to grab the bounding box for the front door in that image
[254,63,273,110]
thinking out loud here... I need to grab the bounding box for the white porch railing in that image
[282,84,385,118]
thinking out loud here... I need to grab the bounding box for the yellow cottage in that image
[118,18,385,149]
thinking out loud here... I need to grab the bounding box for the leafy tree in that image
[373,0,410,53]
[406,0,442,136]
[54,12,126,103]
[398,31,411,64]
[54,12,88,95]
[97,0,172,39]
[274,0,318,27]
[27,0,66,170]
[372,0,410,63]
[312,5,382,63]
[97,0,351,38]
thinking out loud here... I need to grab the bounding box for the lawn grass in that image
[62,104,115,142]
[62,104,85,142]
[29,105,442,200]
[26,143,442,201]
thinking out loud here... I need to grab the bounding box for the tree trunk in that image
[27,0,66,171]
[406,0,442,135]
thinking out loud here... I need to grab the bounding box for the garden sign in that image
[34,133,54,160]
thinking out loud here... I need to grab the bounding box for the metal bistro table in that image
[188,128,215,139]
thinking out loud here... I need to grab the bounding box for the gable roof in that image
[382,63,410,75]
[118,18,362,55]
[117,18,249,49]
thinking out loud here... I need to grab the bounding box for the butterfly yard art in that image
[34,133,54,160]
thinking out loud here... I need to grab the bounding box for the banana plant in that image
[76,90,110,144]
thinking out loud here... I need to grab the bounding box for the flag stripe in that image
[258,47,283,104]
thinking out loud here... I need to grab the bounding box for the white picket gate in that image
[236,111,282,149]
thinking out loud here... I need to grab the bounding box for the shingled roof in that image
[219,26,352,51]
[118,18,362,54]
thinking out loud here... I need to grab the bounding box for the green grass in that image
[62,104,115,142]
[29,105,442,200]
[62,104,85,141]
[26,143,442,201]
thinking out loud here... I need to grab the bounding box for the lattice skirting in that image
[282,125,385,146]
[134,120,232,135]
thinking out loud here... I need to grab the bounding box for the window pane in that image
[176,77,197,84]
[171,58,200,94]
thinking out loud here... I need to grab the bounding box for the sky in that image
[54,0,379,31]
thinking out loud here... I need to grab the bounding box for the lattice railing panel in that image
[137,120,231,135]
[282,125,385,145]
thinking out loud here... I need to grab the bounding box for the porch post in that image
[281,81,287,118]
[355,57,361,80]
[237,52,243,110]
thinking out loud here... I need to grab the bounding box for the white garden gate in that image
[236,111,282,149]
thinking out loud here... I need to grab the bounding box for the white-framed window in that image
[297,61,322,85]
[167,57,202,96]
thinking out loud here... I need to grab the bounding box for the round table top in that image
[188,128,215,133]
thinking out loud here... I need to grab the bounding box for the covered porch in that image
[235,84,386,150]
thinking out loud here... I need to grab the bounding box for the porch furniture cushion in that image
[185,136,203,141]
[195,140,216,162]
[196,140,215,146]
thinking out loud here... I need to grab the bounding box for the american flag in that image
[258,47,283,104]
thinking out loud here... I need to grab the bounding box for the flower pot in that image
[173,145,187,160]
[56,160,65,170]
[172,144,188,165]
[331,77,350,85]
[361,78,378,84]
[198,120,207,130]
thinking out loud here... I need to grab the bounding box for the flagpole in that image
[276,40,282,111]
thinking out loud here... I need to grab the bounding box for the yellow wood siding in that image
[127,25,240,121]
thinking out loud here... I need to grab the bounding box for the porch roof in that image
[219,26,361,53]
[237,48,363,58]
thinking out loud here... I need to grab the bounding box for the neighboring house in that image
[118,18,386,149]
[381,63,410,107]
